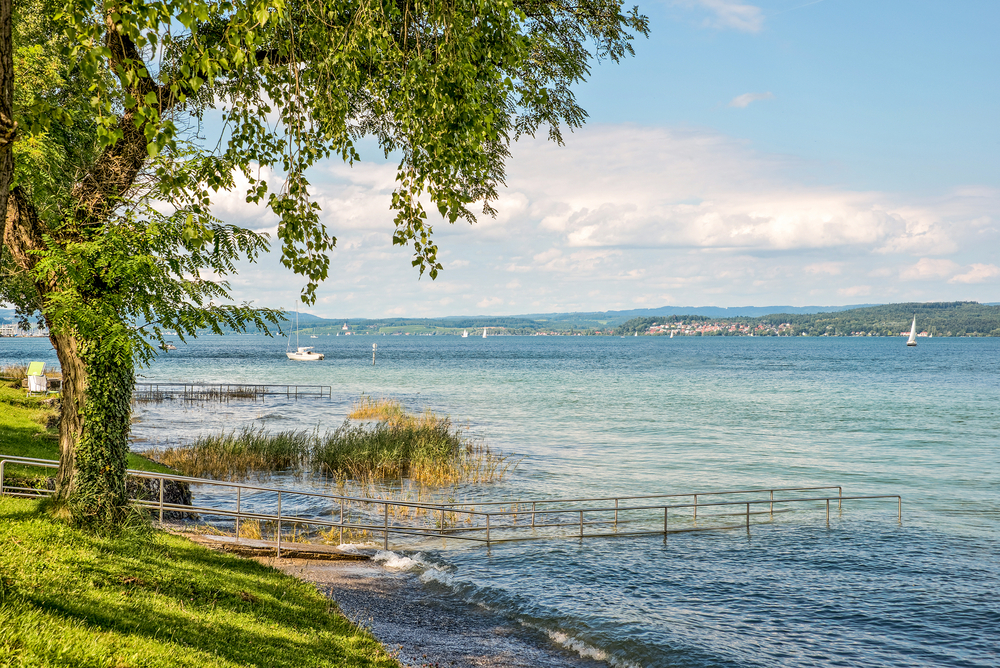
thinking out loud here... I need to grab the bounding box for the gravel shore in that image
[267,557,608,668]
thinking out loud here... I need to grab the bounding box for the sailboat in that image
[906,315,918,347]
[482,327,488,339]
[286,306,324,360]
[462,330,468,338]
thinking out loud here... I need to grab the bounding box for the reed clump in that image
[149,427,307,480]
[347,396,407,422]
[149,398,519,485]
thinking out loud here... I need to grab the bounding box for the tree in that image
[2,0,648,528]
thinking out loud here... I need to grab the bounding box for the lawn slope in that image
[0,496,398,668]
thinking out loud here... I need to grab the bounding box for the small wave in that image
[535,627,639,668]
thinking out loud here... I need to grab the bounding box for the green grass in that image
[0,496,398,668]
[0,384,175,478]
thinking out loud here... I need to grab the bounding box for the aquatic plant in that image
[148,399,520,486]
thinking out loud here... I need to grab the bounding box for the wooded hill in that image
[614,302,1000,337]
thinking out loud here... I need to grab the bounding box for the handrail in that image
[1,454,901,554]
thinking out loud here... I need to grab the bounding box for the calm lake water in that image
[4,334,998,667]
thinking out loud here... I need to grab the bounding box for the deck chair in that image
[26,361,48,397]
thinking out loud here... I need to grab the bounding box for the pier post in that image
[693,494,698,522]
[664,507,668,537]
[277,492,282,558]
[383,503,389,550]
[614,498,619,531]
[826,499,830,525]
[236,487,241,540]
[158,477,164,523]
[486,514,491,546]
[746,503,750,532]
[339,498,344,545]
[579,510,584,538]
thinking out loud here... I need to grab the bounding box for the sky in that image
[215,0,1000,318]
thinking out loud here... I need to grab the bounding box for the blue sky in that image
[215,0,1000,317]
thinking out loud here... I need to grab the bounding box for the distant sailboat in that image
[286,306,324,360]
[482,328,488,339]
[634,332,638,337]
[669,331,674,338]
[462,330,468,338]
[906,315,918,347]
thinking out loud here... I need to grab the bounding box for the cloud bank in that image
[217,124,999,317]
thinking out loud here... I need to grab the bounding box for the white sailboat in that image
[462,330,468,338]
[906,315,918,347]
[482,327,488,338]
[286,306,324,360]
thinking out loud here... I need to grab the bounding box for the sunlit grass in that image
[0,496,397,667]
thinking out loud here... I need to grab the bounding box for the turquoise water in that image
[4,334,998,666]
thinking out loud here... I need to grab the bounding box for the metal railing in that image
[1,455,902,556]
[133,382,332,401]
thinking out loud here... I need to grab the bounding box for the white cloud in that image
[683,0,765,33]
[729,92,774,108]
[949,264,1000,284]
[476,297,504,309]
[804,262,843,276]
[838,285,872,297]
[205,124,1000,317]
[900,258,960,281]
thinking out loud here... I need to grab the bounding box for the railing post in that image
[383,503,389,550]
[664,507,668,536]
[839,486,842,510]
[693,494,698,522]
[340,498,345,545]
[236,487,242,540]
[158,477,164,523]
[486,513,491,546]
[898,496,902,523]
[614,498,619,531]
[826,499,830,525]
[440,507,445,536]
[531,502,536,528]
[770,490,774,517]
[276,491,282,558]
[746,503,750,532]
[1,460,6,496]
[579,510,584,538]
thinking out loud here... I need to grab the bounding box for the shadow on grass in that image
[1,500,395,668]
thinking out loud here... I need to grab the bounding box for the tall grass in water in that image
[347,396,407,422]
[149,427,308,480]
[149,399,519,485]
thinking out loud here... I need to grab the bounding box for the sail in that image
[907,315,918,346]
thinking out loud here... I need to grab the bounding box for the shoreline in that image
[265,556,610,668]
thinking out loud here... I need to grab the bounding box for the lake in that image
[4,333,998,667]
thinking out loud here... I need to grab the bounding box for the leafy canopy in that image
[8,0,647,360]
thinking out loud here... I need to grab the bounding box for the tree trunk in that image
[51,332,85,497]
[5,188,134,527]
[0,0,14,226]
[66,341,135,528]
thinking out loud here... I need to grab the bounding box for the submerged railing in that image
[1,455,901,556]
[133,382,332,402]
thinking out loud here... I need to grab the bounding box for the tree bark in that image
[0,0,15,226]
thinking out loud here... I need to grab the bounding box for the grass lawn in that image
[0,385,174,478]
[0,496,399,667]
